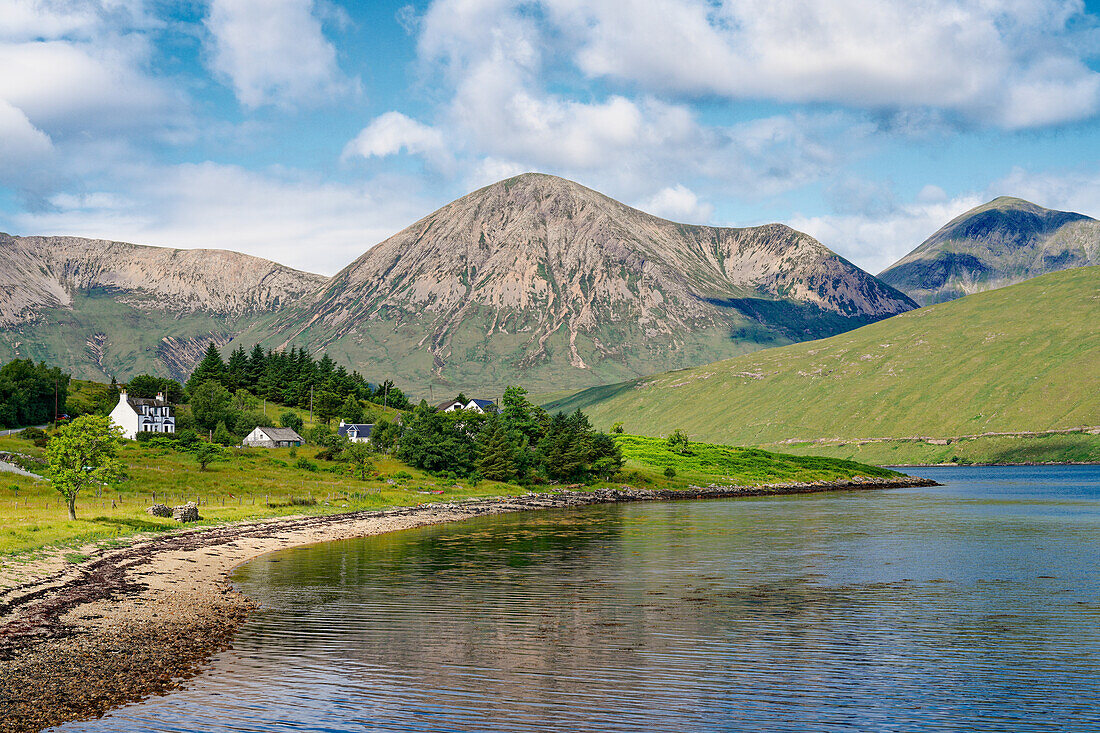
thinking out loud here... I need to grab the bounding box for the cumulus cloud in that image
[789,195,984,274]
[204,0,357,108]
[551,0,1100,129]
[639,185,714,223]
[344,112,447,163]
[13,163,431,275]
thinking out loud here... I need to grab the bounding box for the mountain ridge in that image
[879,196,1100,305]
[262,172,916,392]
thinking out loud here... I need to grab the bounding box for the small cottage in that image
[242,426,304,448]
[109,390,176,440]
[337,422,374,443]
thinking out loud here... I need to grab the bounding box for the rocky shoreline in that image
[0,476,936,732]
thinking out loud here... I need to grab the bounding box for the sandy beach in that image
[0,477,936,733]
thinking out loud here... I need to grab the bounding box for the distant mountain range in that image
[879,196,1100,305]
[1,176,1095,395]
[0,174,914,391]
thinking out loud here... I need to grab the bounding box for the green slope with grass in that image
[545,267,1100,448]
[0,430,898,556]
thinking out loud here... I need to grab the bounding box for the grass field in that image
[0,431,898,557]
[545,267,1100,452]
[614,435,901,485]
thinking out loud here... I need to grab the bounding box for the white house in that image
[242,426,304,448]
[109,390,176,440]
[337,421,373,443]
[435,398,498,414]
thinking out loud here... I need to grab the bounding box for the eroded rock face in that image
[879,196,1100,305]
[0,234,327,327]
[271,173,915,390]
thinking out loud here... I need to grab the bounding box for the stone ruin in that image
[172,501,202,523]
[146,501,201,522]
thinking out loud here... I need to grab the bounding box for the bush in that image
[664,466,676,478]
[294,457,317,472]
[175,430,200,450]
[213,421,236,446]
[18,427,48,447]
[280,410,304,433]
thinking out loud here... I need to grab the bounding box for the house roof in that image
[468,398,497,409]
[257,426,303,441]
[435,400,464,411]
[126,395,170,409]
[337,423,374,438]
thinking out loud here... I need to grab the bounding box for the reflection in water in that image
[57,466,1100,732]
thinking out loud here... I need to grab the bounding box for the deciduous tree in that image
[45,415,123,520]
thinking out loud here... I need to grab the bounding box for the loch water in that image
[55,466,1100,732]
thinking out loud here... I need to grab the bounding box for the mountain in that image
[879,196,1100,305]
[265,173,915,393]
[0,234,326,381]
[543,266,1100,444]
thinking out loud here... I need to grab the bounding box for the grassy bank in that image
[761,431,1100,466]
[0,432,900,557]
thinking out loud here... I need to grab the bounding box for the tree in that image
[126,374,183,402]
[193,442,227,472]
[190,380,231,432]
[315,390,341,426]
[667,429,691,455]
[610,421,624,434]
[396,402,476,474]
[0,359,69,428]
[233,388,258,412]
[339,395,364,424]
[213,421,236,446]
[370,418,402,454]
[186,342,227,394]
[45,415,123,520]
[477,415,517,481]
[280,410,304,433]
[590,432,624,479]
[343,442,374,480]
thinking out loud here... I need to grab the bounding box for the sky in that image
[2,0,1100,276]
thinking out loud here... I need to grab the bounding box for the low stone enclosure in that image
[146,501,202,523]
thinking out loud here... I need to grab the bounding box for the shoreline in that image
[0,476,935,733]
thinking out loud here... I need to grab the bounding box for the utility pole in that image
[310,385,314,422]
[383,382,389,409]
[53,379,58,425]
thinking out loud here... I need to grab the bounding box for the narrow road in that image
[0,424,48,438]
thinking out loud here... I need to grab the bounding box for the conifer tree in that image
[477,415,516,481]
[186,342,227,394]
[213,420,236,446]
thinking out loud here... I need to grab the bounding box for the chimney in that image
[156,391,165,402]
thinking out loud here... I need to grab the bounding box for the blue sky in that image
[2,0,1099,275]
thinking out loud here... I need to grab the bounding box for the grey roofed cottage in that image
[337,422,373,443]
[242,426,304,448]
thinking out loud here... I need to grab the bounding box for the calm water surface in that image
[55,466,1100,732]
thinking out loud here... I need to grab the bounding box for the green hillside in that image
[545,266,1100,447]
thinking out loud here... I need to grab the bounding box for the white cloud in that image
[204,0,357,108]
[790,195,984,274]
[639,185,714,223]
[992,166,1100,217]
[344,112,447,162]
[0,99,55,198]
[13,163,431,275]
[550,0,1100,129]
